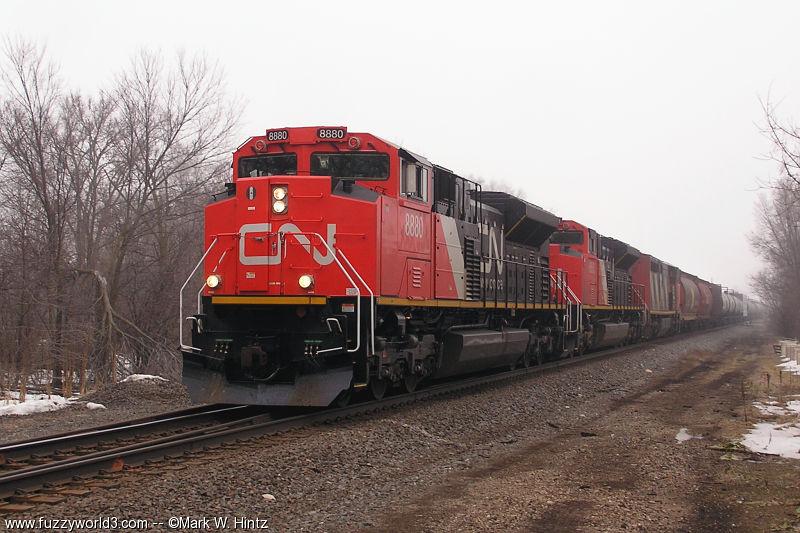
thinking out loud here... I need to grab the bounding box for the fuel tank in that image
[592,321,630,349]
[434,328,530,378]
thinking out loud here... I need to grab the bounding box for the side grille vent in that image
[411,266,423,289]
[464,238,481,300]
[529,253,551,304]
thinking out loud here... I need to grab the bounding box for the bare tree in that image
[751,99,800,338]
[762,98,800,189]
[0,186,43,400]
[104,49,239,373]
[0,41,241,395]
[0,39,75,391]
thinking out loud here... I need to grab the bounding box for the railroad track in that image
[0,404,273,501]
[0,328,727,509]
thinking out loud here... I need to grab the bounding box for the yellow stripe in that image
[649,310,678,316]
[504,215,526,239]
[375,297,566,310]
[582,305,647,311]
[212,296,327,305]
[213,295,650,312]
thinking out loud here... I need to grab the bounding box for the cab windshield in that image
[310,153,389,180]
[550,230,584,245]
[239,154,297,177]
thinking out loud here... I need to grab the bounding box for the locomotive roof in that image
[481,191,560,248]
[600,236,641,270]
[379,137,433,167]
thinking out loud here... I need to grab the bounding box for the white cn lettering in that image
[238,223,336,266]
[239,223,279,265]
[480,223,504,275]
[278,223,337,265]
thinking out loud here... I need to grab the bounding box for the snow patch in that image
[787,400,800,414]
[0,393,73,417]
[777,359,800,375]
[739,347,800,459]
[120,374,168,383]
[752,401,790,416]
[675,428,702,443]
[741,423,800,459]
[86,402,106,410]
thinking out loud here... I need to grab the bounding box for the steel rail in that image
[0,326,731,501]
[0,405,250,456]
[0,404,261,469]
[0,410,284,499]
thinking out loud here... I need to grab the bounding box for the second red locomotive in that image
[180,126,747,406]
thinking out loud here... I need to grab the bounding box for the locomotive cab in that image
[549,221,646,350]
[181,127,390,405]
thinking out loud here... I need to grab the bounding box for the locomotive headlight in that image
[272,186,288,214]
[298,274,314,289]
[206,274,222,289]
[272,199,287,214]
[272,186,287,201]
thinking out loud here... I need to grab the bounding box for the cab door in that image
[397,159,432,300]
[236,178,277,294]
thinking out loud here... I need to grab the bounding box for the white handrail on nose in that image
[179,238,218,353]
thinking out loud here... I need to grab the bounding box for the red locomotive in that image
[180,126,747,406]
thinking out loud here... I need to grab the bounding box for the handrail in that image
[550,271,581,306]
[631,283,649,311]
[283,232,364,354]
[179,238,218,353]
[336,249,376,357]
[550,271,583,334]
[608,278,648,309]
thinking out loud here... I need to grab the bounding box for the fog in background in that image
[4,0,800,293]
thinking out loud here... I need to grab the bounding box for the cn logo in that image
[239,223,337,266]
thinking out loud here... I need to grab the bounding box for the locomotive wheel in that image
[369,378,388,401]
[535,344,543,365]
[402,373,418,393]
[520,349,532,368]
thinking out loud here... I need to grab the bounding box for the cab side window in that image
[401,159,428,202]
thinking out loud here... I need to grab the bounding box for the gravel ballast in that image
[3,325,773,531]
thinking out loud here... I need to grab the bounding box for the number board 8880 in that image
[317,128,346,140]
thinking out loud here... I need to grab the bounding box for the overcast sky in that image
[4,0,800,293]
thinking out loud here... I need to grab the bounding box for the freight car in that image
[179,126,745,406]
